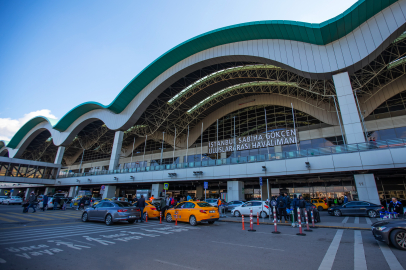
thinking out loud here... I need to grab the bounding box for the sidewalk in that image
[218,212,381,230]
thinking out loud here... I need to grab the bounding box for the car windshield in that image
[114,202,133,207]
[197,203,212,207]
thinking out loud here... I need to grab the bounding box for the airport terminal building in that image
[1,0,406,205]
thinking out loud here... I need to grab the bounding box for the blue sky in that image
[0,0,357,140]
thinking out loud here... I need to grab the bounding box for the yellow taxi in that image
[93,198,113,206]
[311,199,328,211]
[165,200,219,226]
[144,200,162,218]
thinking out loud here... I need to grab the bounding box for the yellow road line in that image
[0,216,15,223]
[0,213,37,222]
[8,212,54,220]
[0,222,79,230]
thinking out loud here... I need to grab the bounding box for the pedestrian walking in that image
[298,195,307,222]
[77,196,86,211]
[42,193,49,211]
[53,196,60,210]
[344,195,348,204]
[276,194,288,223]
[138,195,146,222]
[25,192,37,213]
[388,197,404,218]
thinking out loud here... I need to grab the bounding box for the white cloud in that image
[0,109,57,142]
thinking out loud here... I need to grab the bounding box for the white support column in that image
[68,186,76,197]
[102,185,116,199]
[109,131,124,170]
[227,181,244,202]
[151,184,164,198]
[54,146,65,164]
[333,72,365,144]
[25,188,36,198]
[354,174,380,205]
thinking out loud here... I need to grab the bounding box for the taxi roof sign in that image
[164,183,169,190]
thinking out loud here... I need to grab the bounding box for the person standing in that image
[25,192,37,213]
[298,196,307,222]
[388,197,404,218]
[138,195,146,222]
[149,195,154,201]
[276,194,288,223]
[344,195,348,204]
[217,197,222,212]
[284,193,291,209]
[187,194,192,201]
[53,196,60,210]
[42,193,49,211]
[291,194,299,223]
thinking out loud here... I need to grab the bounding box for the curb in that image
[218,219,371,231]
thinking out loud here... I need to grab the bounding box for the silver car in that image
[226,200,246,212]
[82,201,141,225]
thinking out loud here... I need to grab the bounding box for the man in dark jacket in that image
[78,196,86,211]
[298,196,307,222]
[25,192,37,213]
[276,194,288,223]
[42,193,49,211]
[138,195,146,222]
[388,197,404,218]
[291,194,299,223]
[53,196,60,210]
[284,193,291,209]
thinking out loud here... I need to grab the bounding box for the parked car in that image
[231,201,270,218]
[0,196,8,204]
[328,201,384,218]
[2,196,23,205]
[165,201,219,226]
[372,219,406,250]
[82,201,141,225]
[226,200,246,212]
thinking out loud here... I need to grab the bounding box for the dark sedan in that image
[372,219,406,250]
[328,201,384,218]
[82,201,141,225]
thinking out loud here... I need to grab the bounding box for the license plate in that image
[209,211,215,213]
[129,216,136,218]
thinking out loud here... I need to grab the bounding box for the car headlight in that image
[375,226,387,231]
[328,208,332,211]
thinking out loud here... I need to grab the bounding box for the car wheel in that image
[318,206,323,211]
[390,229,406,250]
[234,210,241,217]
[128,220,136,224]
[260,211,267,218]
[367,210,377,218]
[208,221,215,224]
[166,213,172,223]
[189,215,197,226]
[333,210,342,217]
[82,212,88,222]
[105,214,113,226]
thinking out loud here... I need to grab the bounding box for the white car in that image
[231,201,270,218]
[2,196,23,205]
[0,196,8,204]
[38,197,68,209]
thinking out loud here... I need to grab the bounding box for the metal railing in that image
[58,138,406,179]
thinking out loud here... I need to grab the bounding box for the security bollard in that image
[248,210,256,232]
[296,207,306,236]
[145,212,148,222]
[160,211,162,224]
[310,210,317,229]
[272,206,280,234]
[175,212,178,226]
[304,210,313,232]
[242,215,245,230]
[257,212,260,225]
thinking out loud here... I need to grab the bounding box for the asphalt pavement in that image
[0,204,405,270]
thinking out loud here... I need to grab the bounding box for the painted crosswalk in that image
[340,216,377,224]
[318,229,404,270]
[0,211,82,223]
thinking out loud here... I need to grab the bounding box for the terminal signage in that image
[164,183,169,190]
[259,177,262,186]
[204,182,208,189]
[208,128,298,154]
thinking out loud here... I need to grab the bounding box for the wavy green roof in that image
[5,0,398,149]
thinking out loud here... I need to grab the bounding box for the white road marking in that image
[354,231,367,270]
[377,240,404,270]
[255,232,297,237]
[354,217,359,224]
[212,241,284,251]
[342,217,349,224]
[0,224,167,245]
[365,217,372,225]
[318,229,343,270]
[155,259,198,270]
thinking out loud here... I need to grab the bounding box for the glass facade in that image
[0,162,58,179]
